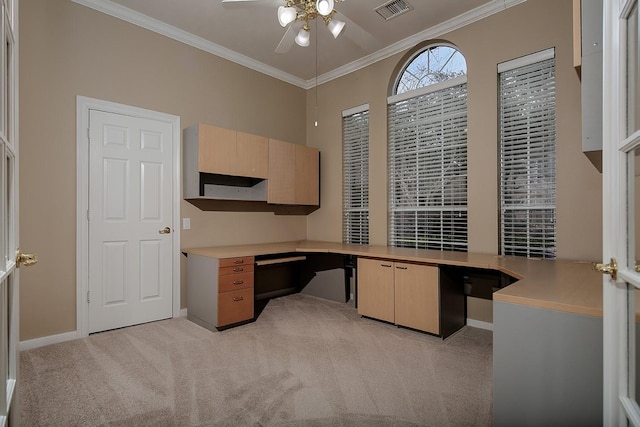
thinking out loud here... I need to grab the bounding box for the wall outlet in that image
[183,218,191,230]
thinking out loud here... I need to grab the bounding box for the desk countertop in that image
[183,240,603,318]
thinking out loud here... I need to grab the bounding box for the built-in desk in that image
[183,240,604,426]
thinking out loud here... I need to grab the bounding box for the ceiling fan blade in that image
[275,25,297,54]
[335,11,378,53]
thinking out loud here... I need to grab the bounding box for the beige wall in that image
[19,0,603,341]
[306,0,602,262]
[19,0,307,341]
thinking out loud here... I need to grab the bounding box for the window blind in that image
[499,54,556,259]
[343,106,369,244]
[388,83,468,251]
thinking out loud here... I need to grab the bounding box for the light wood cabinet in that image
[394,263,439,334]
[357,258,395,323]
[237,131,269,179]
[190,123,268,179]
[267,138,296,204]
[357,257,440,335]
[267,138,319,206]
[295,144,320,206]
[187,254,255,331]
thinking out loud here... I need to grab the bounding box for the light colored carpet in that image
[19,294,493,426]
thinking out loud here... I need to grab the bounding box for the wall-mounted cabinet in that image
[267,138,319,206]
[183,123,319,212]
[575,0,603,171]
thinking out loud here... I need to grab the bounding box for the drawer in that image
[218,271,253,293]
[218,288,254,327]
[219,256,254,268]
[219,264,254,276]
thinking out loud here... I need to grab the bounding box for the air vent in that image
[375,0,413,21]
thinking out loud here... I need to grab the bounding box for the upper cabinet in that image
[575,0,603,170]
[183,123,319,212]
[194,123,268,179]
[236,131,269,179]
[267,138,319,206]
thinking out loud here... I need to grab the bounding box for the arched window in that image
[395,45,467,94]
[388,44,468,251]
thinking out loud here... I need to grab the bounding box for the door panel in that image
[89,110,173,333]
[603,0,640,424]
[1,1,17,424]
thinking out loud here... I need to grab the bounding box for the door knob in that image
[16,249,37,268]
[593,258,617,280]
[159,227,171,234]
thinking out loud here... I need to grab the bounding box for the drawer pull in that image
[381,264,392,268]
[232,296,244,302]
[396,266,408,270]
[233,259,244,264]
[232,280,244,285]
[233,267,244,272]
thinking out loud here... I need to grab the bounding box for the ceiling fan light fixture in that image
[327,18,345,38]
[316,0,334,16]
[295,27,310,46]
[277,5,297,27]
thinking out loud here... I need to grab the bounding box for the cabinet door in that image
[236,131,268,179]
[357,258,395,323]
[394,263,439,334]
[267,138,296,204]
[295,145,319,206]
[198,124,236,176]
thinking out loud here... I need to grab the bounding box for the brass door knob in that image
[159,227,171,234]
[593,258,618,280]
[16,250,37,268]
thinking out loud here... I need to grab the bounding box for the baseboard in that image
[19,330,80,351]
[466,318,493,331]
[180,308,188,317]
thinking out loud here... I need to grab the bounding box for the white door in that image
[88,110,173,333]
[602,0,640,424]
[1,0,23,425]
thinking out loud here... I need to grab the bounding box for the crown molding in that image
[312,0,527,88]
[71,0,526,90]
[70,0,308,88]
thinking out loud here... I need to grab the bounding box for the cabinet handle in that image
[381,264,392,268]
[396,266,408,270]
[232,296,244,302]
[233,259,244,264]
[233,280,244,285]
[233,267,244,272]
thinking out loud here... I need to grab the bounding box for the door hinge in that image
[87,128,90,141]
[87,290,90,303]
[87,209,90,221]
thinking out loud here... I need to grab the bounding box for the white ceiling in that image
[72,0,524,88]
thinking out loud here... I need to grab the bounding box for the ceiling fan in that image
[221,0,375,54]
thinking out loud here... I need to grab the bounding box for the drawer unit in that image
[218,271,253,292]
[218,287,253,327]
[186,254,255,331]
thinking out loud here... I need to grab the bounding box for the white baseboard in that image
[19,330,80,351]
[180,308,188,317]
[466,318,493,331]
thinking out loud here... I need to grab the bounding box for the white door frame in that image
[76,96,181,338]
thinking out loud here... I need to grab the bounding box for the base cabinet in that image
[357,257,440,335]
[357,258,395,323]
[394,263,439,334]
[187,254,255,331]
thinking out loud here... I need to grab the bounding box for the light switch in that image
[183,218,191,230]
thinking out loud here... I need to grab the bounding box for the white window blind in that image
[388,83,468,251]
[343,106,369,244]
[499,52,556,259]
